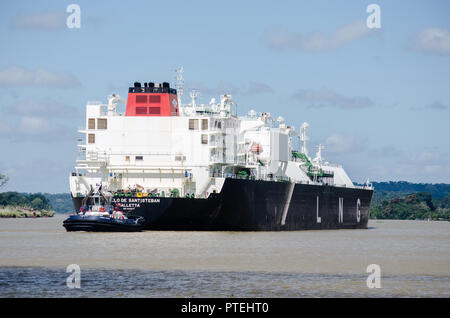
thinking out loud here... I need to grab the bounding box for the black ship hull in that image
[72,179,373,231]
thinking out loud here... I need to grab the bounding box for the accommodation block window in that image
[189,119,199,130]
[97,118,107,129]
[202,119,208,130]
[88,118,95,129]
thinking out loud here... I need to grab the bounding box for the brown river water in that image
[0,215,449,297]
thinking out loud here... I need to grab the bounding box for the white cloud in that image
[9,11,66,31]
[19,117,50,135]
[184,81,239,97]
[413,27,450,55]
[423,165,445,174]
[0,120,13,137]
[292,87,374,109]
[6,98,82,118]
[0,66,81,88]
[0,116,75,143]
[324,133,364,154]
[243,82,274,96]
[185,81,274,97]
[265,20,374,52]
[409,151,448,165]
[365,150,450,183]
[0,103,78,142]
[425,101,448,110]
[368,145,404,158]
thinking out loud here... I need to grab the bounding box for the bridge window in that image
[201,134,208,144]
[136,156,143,161]
[88,134,95,144]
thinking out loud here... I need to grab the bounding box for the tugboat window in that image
[136,156,143,161]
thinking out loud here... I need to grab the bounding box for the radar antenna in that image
[190,89,200,108]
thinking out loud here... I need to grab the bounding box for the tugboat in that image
[63,185,145,232]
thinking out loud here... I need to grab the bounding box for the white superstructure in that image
[70,73,362,199]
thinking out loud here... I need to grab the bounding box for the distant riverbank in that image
[0,192,56,217]
[0,206,54,218]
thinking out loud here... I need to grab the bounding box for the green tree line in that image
[0,192,52,210]
[370,192,450,220]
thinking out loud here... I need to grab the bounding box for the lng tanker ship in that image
[69,69,373,231]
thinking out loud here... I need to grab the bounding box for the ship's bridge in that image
[125,82,179,117]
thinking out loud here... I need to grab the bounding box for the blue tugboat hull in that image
[63,215,144,232]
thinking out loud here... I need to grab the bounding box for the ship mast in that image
[300,122,309,157]
[314,144,324,165]
[190,89,199,108]
[175,67,184,107]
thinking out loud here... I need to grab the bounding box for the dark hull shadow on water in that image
[0,267,448,298]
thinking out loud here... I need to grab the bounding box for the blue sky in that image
[0,0,449,193]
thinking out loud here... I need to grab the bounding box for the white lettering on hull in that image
[111,198,160,204]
